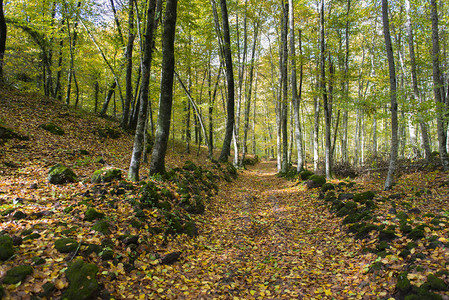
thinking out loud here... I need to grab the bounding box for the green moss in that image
[62,259,99,300]
[39,123,64,135]
[91,168,122,183]
[396,272,411,293]
[426,274,448,291]
[310,175,326,186]
[353,191,375,203]
[23,232,40,241]
[379,230,397,241]
[48,164,77,184]
[183,221,198,237]
[377,241,390,252]
[397,211,409,221]
[321,183,334,192]
[0,235,14,261]
[3,265,33,284]
[32,256,46,265]
[92,220,110,235]
[84,208,105,221]
[299,170,314,180]
[408,227,425,240]
[55,238,78,253]
[140,182,160,208]
[40,282,56,298]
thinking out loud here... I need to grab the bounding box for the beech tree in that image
[0,0,6,83]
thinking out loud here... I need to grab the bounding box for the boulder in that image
[39,123,65,135]
[305,175,326,189]
[91,168,122,183]
[3,265,33,284]
[55,238,78,253]
[48,164,77,184]
[84,208,105,221]
[0,235,14,261]
[62,259,99,300]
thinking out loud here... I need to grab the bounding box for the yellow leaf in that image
[157,288,164,293]
[55,279,65,290]
[324,288,332,296]
[424,227,431,233]
[250,290,256,296]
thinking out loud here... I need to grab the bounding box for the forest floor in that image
[1,87,449,299]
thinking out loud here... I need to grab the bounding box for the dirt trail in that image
[147,161,380,299]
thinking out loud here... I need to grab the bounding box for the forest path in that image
[161,161,379,299]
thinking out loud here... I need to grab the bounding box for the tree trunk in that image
[122,0,135,129]
[382,0,399,190]
[218,0,236,162]
[241,22,258,166]
[430,0,449,170]
[128,0,157,181]
[0,0,6,83]
[320,0,331,179]
[150,0,178,175]
[280,0,289,173]
[313,96,320,172]
[289,0,304,172]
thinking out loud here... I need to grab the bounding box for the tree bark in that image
[430,0,449,170]
[289,0,304,172]
[128,0,157,181]
[150,0,178,175]
[0,0,6,83]
[280,0,289,173]
[382,0,399,190]
[218,0,236,162]
[241,22,258,166]
[122,0,135,129]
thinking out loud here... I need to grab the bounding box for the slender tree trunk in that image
[320,0,331,179]
[122,0,135,129]
[341,0,350,163]
[280,0,289,173]
[218,0,236,162]
[128,0,157,181]
[289,0,304,172]
[94,79,99,113]
[382,0,399,190]
[150,0,178,175]
[54,38,64,100]
[241,22,258,166]
[0,0,6,83]
[313,96,320,172]
[430,0,449,170]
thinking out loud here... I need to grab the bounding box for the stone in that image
[0,235,14,261]
[55,238,78,253]
[92,220,110,235]
[338,193,354,200]
[84,208,105,221]
[13,210,27,220]
[62,259,99,300]
[160,251,181,265]
[48,164,77,184]
[305,175,326,189]
[91,168,122,183]
[183,221,198,237]
[426,274,447,291]
[3,265,33,284]
[39,123,65,135]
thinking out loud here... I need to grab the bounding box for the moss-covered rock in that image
[83,244,102,256]
[23,232,40,241]
[55,238,78,253]
[13,210,27,220]
[183,221,198,237]
[39,123,64,135]
[84,208,105,221]
[62,259,99,300]
[3,265,33,284]
[40,282,56,298]
[0,235,14,261]
[408,227,425,240]
[0,284,5,298]
[379,229,397,241]
[48,164,77,184]
[321,183,334,193]
[306,175,326,189]
[0,125,27,141]
[91,168,122,183]
[92,220,110,235]
[140,182,160,208]
[396,272,411,293]
[299,170,314,181]
[97,127,120,139]
[353,191,375,203]
[425,274,448,291]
